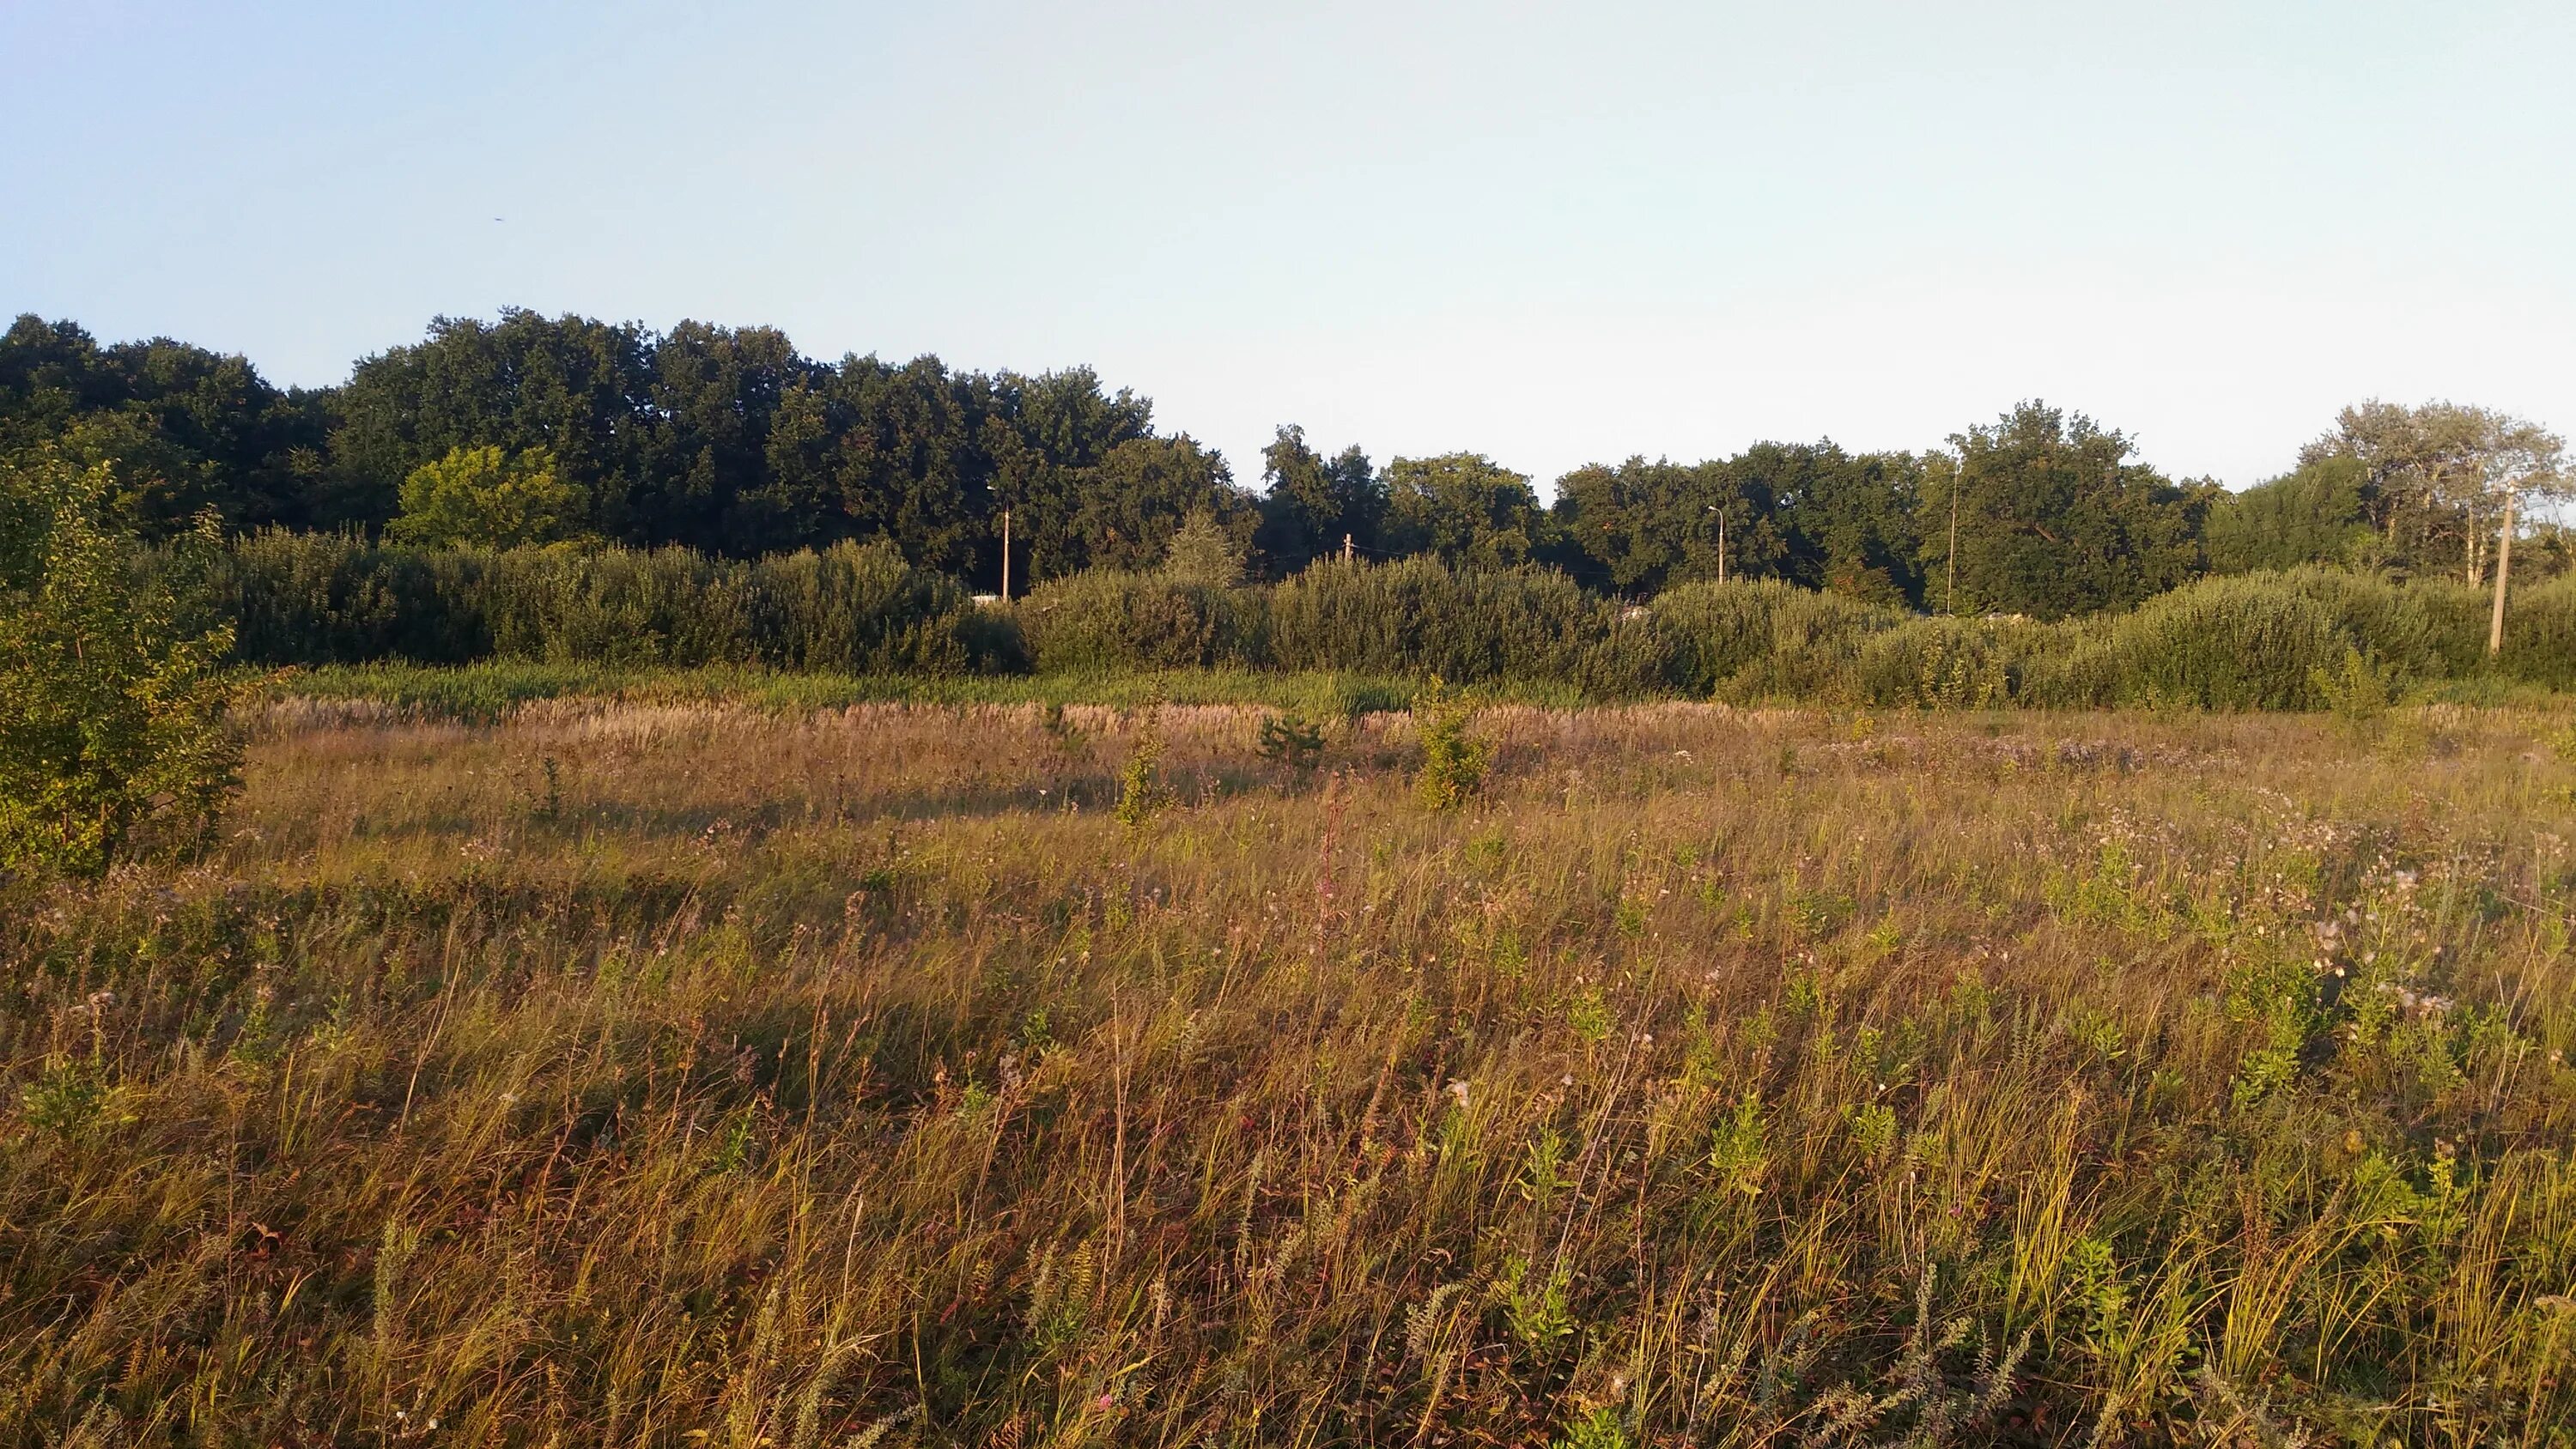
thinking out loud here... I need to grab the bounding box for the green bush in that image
[1269,557,1614,684]
[1413,682,1488,810]
[1015,570,1263,671]
[1856,615,2050,709]
[2280,567,2481,682]
[1,457,242,876]
[2498,573,2576,690]
[2107,573,2344,710]
[1655,579,1902,700]
[214,536,1006,675]
[213,530,489,664]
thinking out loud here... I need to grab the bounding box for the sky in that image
[6,0,2573,494]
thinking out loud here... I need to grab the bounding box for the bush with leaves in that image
[0,455,242,876]
[386,445,590,547]
[1413,681,1488,810]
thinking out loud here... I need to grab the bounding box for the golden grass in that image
[5,697,2576,1446]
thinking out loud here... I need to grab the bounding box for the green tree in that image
[1382,452,1546,570]
[2299,401,2569,585]
[0,453,242,876]
[386,445,589,547]
[1932,403,2206,619]
[1254,425,1382,574]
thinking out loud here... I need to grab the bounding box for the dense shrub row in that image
[214,530,1018,674]
[213,537,2576,708]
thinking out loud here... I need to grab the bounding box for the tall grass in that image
[4,700,2574,1442]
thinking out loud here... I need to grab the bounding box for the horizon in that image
[7,1,2573,492]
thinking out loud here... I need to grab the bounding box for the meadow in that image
[6,692,2576,1446]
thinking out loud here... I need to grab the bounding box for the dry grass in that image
[6,696,2576,1446]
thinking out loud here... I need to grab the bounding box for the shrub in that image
[1255,712,1327,771]
[214,536,1006,675]
[1269,558,1608,684]
[2280,568,2479,682]
[2312,646,2396,734]
[2107,573,2344,710]
[1115,726,1174,831]
[0,456,243,876]
[214,530,488,664]
[1017,571,1264,672]
[2498,574,2576,690]
[1413,681,1488,810]
[1857,616,2032,709]
[1656,579,1902,701]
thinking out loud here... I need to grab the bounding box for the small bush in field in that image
[1255,711,1326,771]
[1114,726,1173,831]
[1,456,242,876]
[2311,646,2395,734]
[1412,681,1487,810]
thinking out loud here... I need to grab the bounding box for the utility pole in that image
[1343,532,1353,565]
[1945,458,1960,615]
[999,510,1012,600]
[2488,488,2515,655]
[1716,506,1727,585]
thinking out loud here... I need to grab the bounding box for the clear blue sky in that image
[7,0,2571,492]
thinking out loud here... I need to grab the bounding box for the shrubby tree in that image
[2202,456,2373,573]
[386,445,590,547]
[0,452,242,876]
[1161,507,1246,587]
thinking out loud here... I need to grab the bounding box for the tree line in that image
[4,310,2566,621]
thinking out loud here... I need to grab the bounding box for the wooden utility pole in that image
[1343,532,1353,564]
[2488,490,2514,655]
[1000,510,1012,600]
[1716,507,1727,585]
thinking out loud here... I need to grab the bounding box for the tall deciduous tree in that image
[1936,402,2207,619]
[1254,425,1381,575]
[2299,401,2567,584]
[1382,453,1546,571]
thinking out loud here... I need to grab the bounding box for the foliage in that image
[1254,712,1326,770]
[1114,725,1173,830]
[386,444,589,547]
[2202,457,2373,573]
[1158,507,1246,588]
[1412,681,1487,809]
[1933,402,2208,619]
[2310,646,2396,733]
[0,454,242,876]
[2107,573,2345,710]
[214,533,1012,674]
[1380,453,1548,571]
[1017,571,1262,672]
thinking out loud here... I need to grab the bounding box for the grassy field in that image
[6,694,2576,1445]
